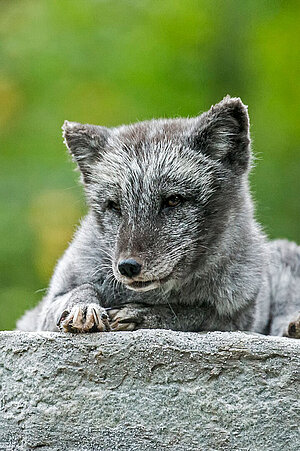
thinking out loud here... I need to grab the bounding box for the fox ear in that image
[62,121,109,182]
[193,96,251,173]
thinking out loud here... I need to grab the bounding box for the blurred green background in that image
[0,0,299,330]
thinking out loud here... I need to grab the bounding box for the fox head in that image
[63,96,251,293]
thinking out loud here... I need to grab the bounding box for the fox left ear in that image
[193,96,251,173]
[62,121,110,182]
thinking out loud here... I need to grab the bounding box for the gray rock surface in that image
[0,330,299,451]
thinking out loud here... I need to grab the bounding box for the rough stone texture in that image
[0,330,299,451]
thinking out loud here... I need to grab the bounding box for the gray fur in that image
[17,96,300,337]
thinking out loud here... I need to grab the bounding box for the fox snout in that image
[115,255,166,292]
[118,259,142,278]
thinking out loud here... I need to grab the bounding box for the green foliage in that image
[0,0,299,329]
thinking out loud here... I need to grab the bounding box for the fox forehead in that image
[113,116,197,145]
[89,117,212,187]
[92,137,216,201]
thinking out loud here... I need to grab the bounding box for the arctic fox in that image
[17,96,300,338]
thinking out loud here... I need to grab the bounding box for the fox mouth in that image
[124,274,172,292]
[127,280,159,291]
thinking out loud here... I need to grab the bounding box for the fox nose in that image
[118,259,142,278]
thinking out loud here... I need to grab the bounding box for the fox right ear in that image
[62,121,109,182]
[193,96,251,174]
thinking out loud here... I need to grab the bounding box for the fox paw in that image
[107,304,144,331]
[57,303,110,333]
[286,311,300,338]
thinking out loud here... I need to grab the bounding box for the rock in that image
[0,330,299,450]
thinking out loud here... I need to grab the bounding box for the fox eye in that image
[163,195,183,209]
[107,200,121,213]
